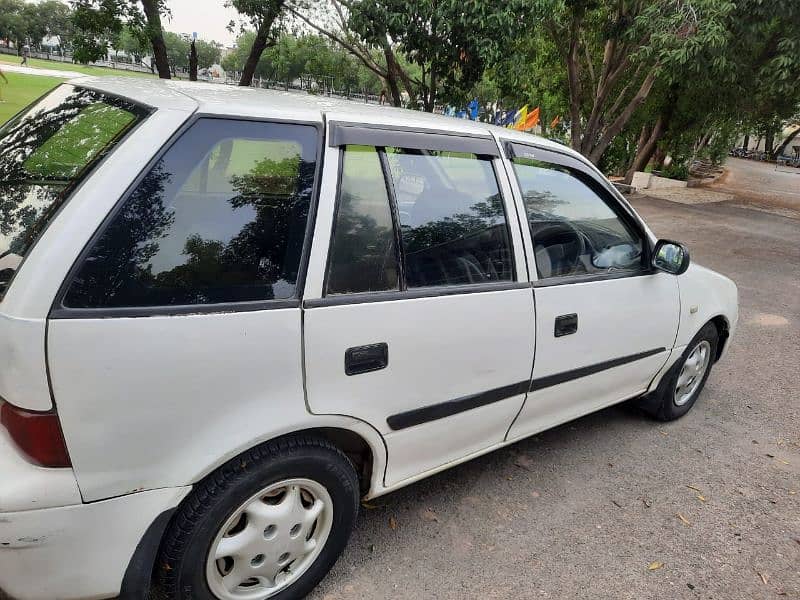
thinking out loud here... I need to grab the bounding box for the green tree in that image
[0,0,26,48]
[194,39,222,70]
[163,31,189,75]
[227,0,287,86]
[346,0,526,111]
[70,0,171,78]
[621,0,800,177]
[36,0,75,50]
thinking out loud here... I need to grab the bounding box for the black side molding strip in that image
[387,380,529,431]
[530,347,666,392]
[386,347,667,431]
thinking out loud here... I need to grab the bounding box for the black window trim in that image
[503,140,655,287]
[320,142,520,303]
[49,113,325,320]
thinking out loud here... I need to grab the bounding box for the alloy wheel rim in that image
[206,478,333,600]
[674,340,711,407]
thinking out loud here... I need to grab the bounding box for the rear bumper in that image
[0,486,190,600]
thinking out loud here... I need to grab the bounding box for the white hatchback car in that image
[0,79,737,600]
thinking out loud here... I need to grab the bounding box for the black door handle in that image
[554,313,578,337]
[345,343,389,376]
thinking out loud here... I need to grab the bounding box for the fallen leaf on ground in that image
[389,517,397,530]
[766,453,775,458]
[640,497,652,508]
[757,572,768,585]
[697,495,707,503]
[659,431,669,437]
[677,513,692,526]
[686,485,703,492]
[420,508,439,523]
[361,501,381,509]
[648,561,664,571]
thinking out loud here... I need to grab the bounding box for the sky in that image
[47,0,242,46]
[160,0,241,46]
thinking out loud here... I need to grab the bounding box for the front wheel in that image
[155,436,360,600]
[641,322,719,421]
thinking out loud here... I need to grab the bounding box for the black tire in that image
[640,322,719,421]
[154,435,360,600]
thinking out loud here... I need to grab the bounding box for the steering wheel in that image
[532,221,587,277]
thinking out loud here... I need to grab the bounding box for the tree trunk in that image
[566,14,583,150]
[742,134,749,150]
[240,20,270,87]
[586,69,658,164]
[625,123,658,183]
[775,127,800,157]
[239,1,284,87]
[382,43,403,107]
[140,0,171,79]
[189,40,198,81]
[765,129,775,157]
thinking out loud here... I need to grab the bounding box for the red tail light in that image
[0,400,71,468]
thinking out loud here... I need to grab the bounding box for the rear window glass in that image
[62,119,319,309]
[0,84,148,300]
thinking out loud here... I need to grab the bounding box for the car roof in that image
[71,76,577,157]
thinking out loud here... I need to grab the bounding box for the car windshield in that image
[0,84,149,300]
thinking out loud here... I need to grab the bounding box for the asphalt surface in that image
[712,157,800,219]
[309,195,800,599]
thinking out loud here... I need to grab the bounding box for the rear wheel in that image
[155,436,359,600]
[640,322,719,421]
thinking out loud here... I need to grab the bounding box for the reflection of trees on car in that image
[327,191,397,294]
[0,87,140,261]
[65,162,175,308]
[150,155,315,304]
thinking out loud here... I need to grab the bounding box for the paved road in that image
[0,63,82,79]
[310,196,800,600]
[712,157,800,218]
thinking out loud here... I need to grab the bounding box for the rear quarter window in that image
[0,84,148,300]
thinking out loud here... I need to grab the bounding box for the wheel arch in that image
[709,314,730,362]
[123,423,385,599]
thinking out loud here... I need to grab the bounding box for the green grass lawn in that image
[0,54,158,79]
[0,72,63,125]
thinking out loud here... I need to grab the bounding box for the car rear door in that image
[501,141,679,442]
[302,123,535,487]
[46,118,320,501]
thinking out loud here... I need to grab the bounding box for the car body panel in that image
[675,263,739,353]
[0,486,190,600]
[0,78,739,600]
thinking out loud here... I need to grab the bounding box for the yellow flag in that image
[513,105,528,130]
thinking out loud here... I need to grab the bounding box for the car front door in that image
[303,124,535,487]
[501,142,679,442]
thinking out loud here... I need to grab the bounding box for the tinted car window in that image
[385,149,513,288]
[326,145,399,295]
[64,119,318,308]
[512,158,643,279]
[0,84,147,300]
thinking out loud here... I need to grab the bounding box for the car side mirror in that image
[652,240,690,275]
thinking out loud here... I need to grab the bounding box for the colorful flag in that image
[512,105,528,129]
[520,106,541,131]
[550,115,561,129]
